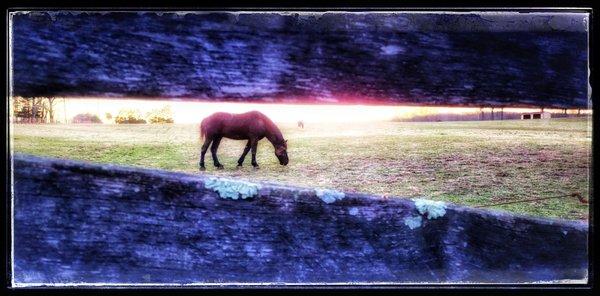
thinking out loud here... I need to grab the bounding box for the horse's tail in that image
[200,119,207,140]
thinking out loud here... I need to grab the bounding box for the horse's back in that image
[245,110,266,117]
[205,112,232,120]
[204,111,264,121]
[232,110,267,120]
[202,112,232,126]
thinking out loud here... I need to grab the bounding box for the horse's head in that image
[274,139,288,166]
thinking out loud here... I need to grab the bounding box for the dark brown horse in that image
[199,111,288,170]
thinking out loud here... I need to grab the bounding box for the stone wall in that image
[11,154,588,285]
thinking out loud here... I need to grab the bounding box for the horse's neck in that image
[264,120,283,144]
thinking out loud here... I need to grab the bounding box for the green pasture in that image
[12,118,591,220]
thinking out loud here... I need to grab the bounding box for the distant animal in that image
[297,120,304,128]
[199,111,288,170]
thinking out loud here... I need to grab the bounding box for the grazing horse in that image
[199,111,288,170]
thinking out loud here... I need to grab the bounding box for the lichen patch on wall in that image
[403,215,423,229]
[315,189,345,204]
[413,198,447,219]
[204,177,261,200]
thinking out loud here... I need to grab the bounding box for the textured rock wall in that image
[12,154,588,285]
[10,12,589,108]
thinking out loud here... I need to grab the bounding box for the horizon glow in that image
[11,97,593,124]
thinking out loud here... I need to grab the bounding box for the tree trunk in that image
[46,97,55,123]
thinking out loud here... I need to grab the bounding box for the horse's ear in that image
[285,139,288,143]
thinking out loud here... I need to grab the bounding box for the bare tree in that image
[29,97,35,123]
[11,97,26,123]
[45,97,58,123]
[29,97,46,123]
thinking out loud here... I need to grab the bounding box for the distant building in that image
[521,112,551,120]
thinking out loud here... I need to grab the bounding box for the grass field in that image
[12,118,591,220]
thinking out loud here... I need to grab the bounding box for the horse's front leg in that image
[210,136,224,169]
[250,139,259,169]
[199,137,213,171]
[237,140,251,168]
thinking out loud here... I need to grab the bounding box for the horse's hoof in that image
[199,167,206,171]
[236,165,243,169]
[252,166,260,170]
[216,165,224,170]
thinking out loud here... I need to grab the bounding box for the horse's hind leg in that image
[199,137,212,171]
[210,136,224,169]
[250,138,259,169]
[237,140,251,167]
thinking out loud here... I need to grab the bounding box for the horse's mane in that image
[257,112,285,144]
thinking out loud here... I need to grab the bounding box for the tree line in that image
[11,97,59,123]
[11,97,175,124]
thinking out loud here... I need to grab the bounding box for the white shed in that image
[521,112,551,120]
